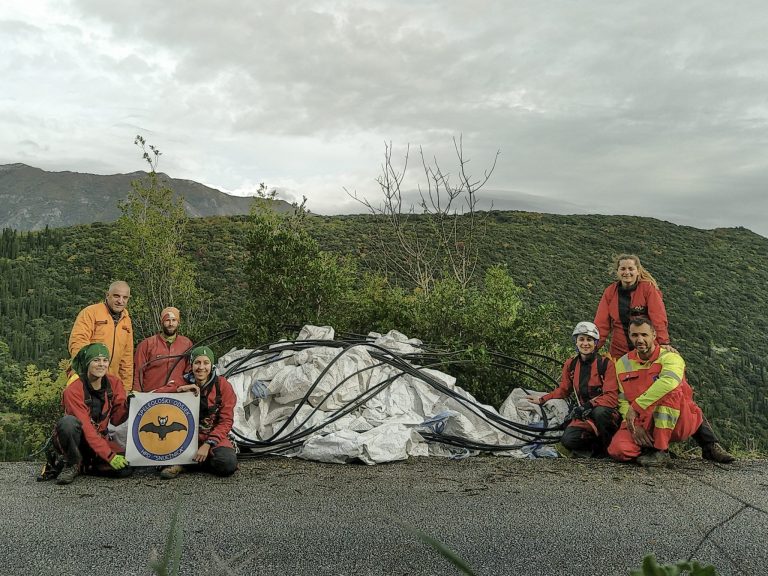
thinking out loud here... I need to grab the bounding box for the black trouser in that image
[202,446,238,477]
[692,417,719,447]
[561,406,620,454]
[52,415,132,477]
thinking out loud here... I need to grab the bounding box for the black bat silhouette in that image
[139,415,188,440]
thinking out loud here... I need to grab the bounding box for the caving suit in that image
[594,280,670,359]
[155,373,238,476]
[133,333,194,392]
[542,354,620,454]
[53,374,129,472]
[607,346,703,461]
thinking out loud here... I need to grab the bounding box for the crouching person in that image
[526,321,619,457]
[154,346,237,479]
[607,317,727,467]
[46,343,131,485]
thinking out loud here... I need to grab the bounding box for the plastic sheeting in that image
[221,326,568,464]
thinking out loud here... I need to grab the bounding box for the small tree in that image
[241,188,356,344]
[115,136,209,339]
[14,360,69,448]
[0,340,23,413]
[348,137,499,294]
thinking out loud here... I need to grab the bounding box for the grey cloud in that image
[3,1,767,236]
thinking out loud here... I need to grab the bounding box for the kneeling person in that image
[47,343,131,485]
[607,317,732,466]
[154,346,237,479]
[527,321,619,457]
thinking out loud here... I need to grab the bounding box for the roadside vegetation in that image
[0,140,766,458]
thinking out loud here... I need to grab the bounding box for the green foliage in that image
[342,266,562,406]
[0,341,23,412]
[14,359,69,447]
[1,210,767,451]
[630,554,718,576]
[241,196,357,344]
[115,136,209,341]
[0,413,39,461]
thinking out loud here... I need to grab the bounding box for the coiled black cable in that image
[221,335,566,457]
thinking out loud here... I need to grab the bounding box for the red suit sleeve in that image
[133,338,150,391]
[205,377,236,445]
[109,379,129,427]
[644,284,670,345]
[593,285,613,352]
[541,360,574,402]
[62,380,125,463]
[591,360,618,409]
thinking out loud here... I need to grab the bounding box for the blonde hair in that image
[613,254,659,289]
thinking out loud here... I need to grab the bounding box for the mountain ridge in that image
[0,163,292,230]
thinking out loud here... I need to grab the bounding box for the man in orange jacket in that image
[69,281,134,392]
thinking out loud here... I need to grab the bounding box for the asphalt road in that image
[0,456,765,576]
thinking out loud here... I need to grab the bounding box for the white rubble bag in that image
[220,325,568,464]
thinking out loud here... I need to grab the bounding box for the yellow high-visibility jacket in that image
[615,346,685,418]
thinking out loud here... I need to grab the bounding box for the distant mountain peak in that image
[0,164,291,231]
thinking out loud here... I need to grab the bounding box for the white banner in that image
[126,392,200,466]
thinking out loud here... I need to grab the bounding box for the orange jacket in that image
[594,280,670,359]
[69,302,134,390]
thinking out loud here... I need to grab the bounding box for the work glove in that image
[571,403,592,421]
[109,454,129,470]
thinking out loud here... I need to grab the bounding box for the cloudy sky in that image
[2,1,768,236]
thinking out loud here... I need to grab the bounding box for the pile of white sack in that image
[219,325,570,464]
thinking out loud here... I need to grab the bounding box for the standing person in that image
[527,322,619,457]
[133,307,193,392]
[69,280,134,391]
[593,255,734,462]
[44,343,131,485]
[608,318,733,466]
[594,254,670,360]
[154,346,238,479]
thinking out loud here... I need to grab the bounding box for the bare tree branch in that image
[348,138,499,293]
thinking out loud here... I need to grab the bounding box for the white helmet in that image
[572,321,599,341]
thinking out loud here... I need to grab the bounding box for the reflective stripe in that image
[653,406,680,430]
[618,356,633,373]
[659,369,682,383]
[618,392,626,401]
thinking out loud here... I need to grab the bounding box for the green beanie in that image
[72,343,110,378]
[189,345,215,365]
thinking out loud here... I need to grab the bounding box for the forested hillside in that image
[1,211,766,450]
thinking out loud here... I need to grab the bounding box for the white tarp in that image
[222,326,568,464]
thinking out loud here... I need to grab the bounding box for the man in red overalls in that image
[608,317,732,466]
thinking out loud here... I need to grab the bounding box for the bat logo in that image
[139,415,188,440]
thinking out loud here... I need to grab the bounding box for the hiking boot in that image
[637,450,671,468]
[702,442,736,464]
[160,465,184,480]
[55,464,80,485]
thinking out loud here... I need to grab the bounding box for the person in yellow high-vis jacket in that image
[607,317,733,466]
